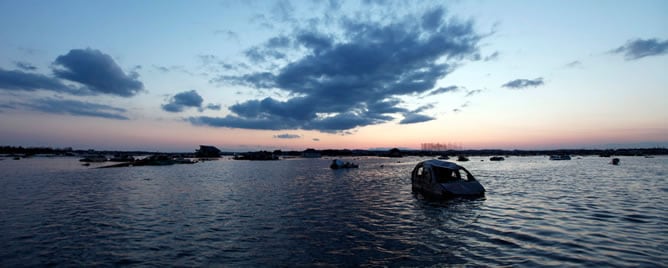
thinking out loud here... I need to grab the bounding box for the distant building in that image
[302,148,321,158]
[196,145,221,158]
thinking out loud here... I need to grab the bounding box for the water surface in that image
[1,155,666,266]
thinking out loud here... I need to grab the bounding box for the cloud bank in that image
[53,48,144,97]
[0,68,78,94]
[162,90,204,112]
[273,133,301,139]
[502,78,544,89]
[192,6,483,133]
[162,90,221,113]
[0,48,144,98]
[24,98,129,120]
[611,38,668,60]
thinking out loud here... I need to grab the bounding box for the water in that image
[1,155,666,266]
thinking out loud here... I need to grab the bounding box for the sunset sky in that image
[1,0,667,152]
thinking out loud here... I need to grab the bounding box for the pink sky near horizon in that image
[1,1,667,152]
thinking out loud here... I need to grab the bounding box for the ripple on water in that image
[0,156,667,266]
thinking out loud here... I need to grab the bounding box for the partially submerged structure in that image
[411,160,485,198]
[489,156,505,161]
[196,145,221,158]
[234,151,279,160]
[302,148,321,158]
[549,155,571,160]
[330,159,358,169]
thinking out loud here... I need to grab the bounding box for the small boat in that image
[330,159,358,169]
[438,155,450,160]
[611,158,620,165]
[489,156,505,161]
[549,155,571,161]
[411,160,485,198]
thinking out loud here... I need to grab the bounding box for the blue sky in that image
[1,0,667,151]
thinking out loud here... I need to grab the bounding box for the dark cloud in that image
[483,51,499,61]
[14,61,37,71]
[564,60,582,68]
[611,38,668,60]
[267,35,293,48]
[273,133,301,139]
[399,104,436,124]
[206,103,222,110]
[399,113,435,124]
[162,90,204,113]
[412,103,434,114]
[465,89,483,97]
[153,65,195,76]
[214,29,239,41]
[52,48,144,97]
[502,77,544,89]
[427,86,459,96]
[199,6,482,133]
[0,102,16,111]
[23,98,129,120]
[0,68,80,94]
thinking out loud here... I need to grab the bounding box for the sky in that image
[0,0,667,152]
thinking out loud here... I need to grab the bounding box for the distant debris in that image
[457,155,470,162]
[611,158,620,165]
[109,154,135,162]
[79,155,108,162]
[302,148,321,158]
[549,155,571,160]
[196,145,221,158]
[330,159,358,169]
[489,156,505,161]
[234,151,279,160]
[599,151,613,157]
[97,154,197,168]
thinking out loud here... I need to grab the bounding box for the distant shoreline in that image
[1,145,666,157]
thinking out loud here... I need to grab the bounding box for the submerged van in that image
[411,160,485,198]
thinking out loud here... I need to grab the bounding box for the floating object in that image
[457,155,469,162]
[490,156,505,161]
[549,155,571,160]
[330,159,358,169]
[611,158,620,165]
[411,160,485,198]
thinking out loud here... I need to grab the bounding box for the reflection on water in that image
[0,156,666,266]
